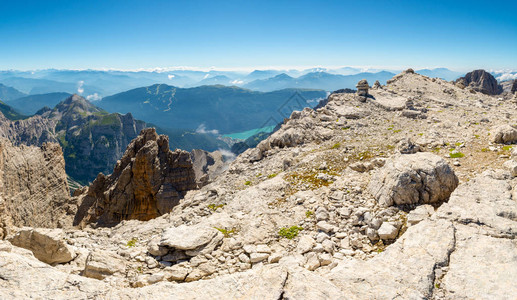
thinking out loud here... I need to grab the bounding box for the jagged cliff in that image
[0,139,73,238]
[74,128,197,227]
[454,69,502,95]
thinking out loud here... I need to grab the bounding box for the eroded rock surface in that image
[368,152,459,206]
[0,139,73,235]
[74,128,197,227]
[455,69,502,95]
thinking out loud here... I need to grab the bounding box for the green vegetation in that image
[305,210,314,218]
[126,238,138,248]
[214,227,237,238]
[393,129,401,133]
[244,180,252,186]
[502,145,513,151]
[267,173,278,179]
[449,150,465,158]
[207,203,226,211]
[331,142,341,149]
[278,226,303,239]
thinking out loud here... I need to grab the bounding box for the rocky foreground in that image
[1,70,517,299]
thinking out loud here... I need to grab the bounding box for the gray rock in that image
[9,228,75,265]
[454,69,502,95]
[83,250,126,280]
[368,152,458,206]
[492,125,517,144]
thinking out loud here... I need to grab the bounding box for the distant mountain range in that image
[98,84,327,134]
[243,71,396,92]
[0,68,465,100]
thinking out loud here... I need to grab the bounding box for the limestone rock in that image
[83,250,127,280]
[454,69,502,95]
[397,138,420,154]
[9,228,75,265]
[377,222,399,240]
[74,128,197,227]
[368,152,458,206]
[407,204,434,226]
[160,224,221,251]
[492,124,517,144]
[0,140,73,230]
[327,219,456,299]
[190,149,226,187]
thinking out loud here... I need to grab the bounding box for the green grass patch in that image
[278,226,303,239]
[244,181,252,186]
[331,142,341,149]
[305,210,314,218]
[207,203,226,211]
[126,238,138,248]
[214,227,237,238]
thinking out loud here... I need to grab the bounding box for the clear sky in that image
[1,0,516,71]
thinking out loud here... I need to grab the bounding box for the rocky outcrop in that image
[0,139,73,236]
[512,79,517,93]
[492,124,517,144]
[73,128,197,227]
[455,69,502,95]
[368,152,458,206]
[9,228,75,264]
[190,149,226,187]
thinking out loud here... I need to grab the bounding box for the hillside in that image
[99,84,327,134]
[0,83,26,101]
[1,70,516,298]
[6,92,71,115]
[0,100,27,121]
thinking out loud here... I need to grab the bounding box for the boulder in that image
[368,152,458,206]
[492,125,517,144]
[9,228,75,265]
[454,69,502,95]
[83,250,127,280]
[160,224,223,254]
[512,79,517,93]
[377,222,399,240]
[74,128,197,227]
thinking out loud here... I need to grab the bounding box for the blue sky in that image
[1,0,516,71]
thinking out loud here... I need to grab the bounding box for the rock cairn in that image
[356,79,369,102]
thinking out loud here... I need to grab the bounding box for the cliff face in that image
[0,140,73,238]
[455,69,502,95]
[74,128,197,227]
[0,94,146,184]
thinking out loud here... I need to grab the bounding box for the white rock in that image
[255,244,271,253]
[250,252,269,263]
[304,252,320,271]
[296,235,315,254]
[160,224,219,250]
[378,222,399,240]
[316,221,335,233]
